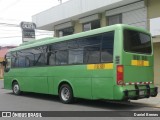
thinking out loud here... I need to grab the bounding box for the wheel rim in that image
[13,84,19,94]
[61,87,70,101]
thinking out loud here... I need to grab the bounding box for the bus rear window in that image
[124,29,152,54]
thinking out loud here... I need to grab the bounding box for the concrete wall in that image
[147,0,160,30]
[147,0,160,19]
[153,43,160,86]
[147,0,160,85]
[55,31,58,37]
[33,0,140,30]
[74,20,82,34]
[74,12,107,34]
[101,12,107,27]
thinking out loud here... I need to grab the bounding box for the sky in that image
[0,0,69,46]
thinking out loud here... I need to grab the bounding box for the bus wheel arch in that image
[12,80,21,95]
[58,81,74,104]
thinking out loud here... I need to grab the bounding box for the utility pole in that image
[58,0,62,4]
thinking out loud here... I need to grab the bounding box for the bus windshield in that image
[124,29,152,54]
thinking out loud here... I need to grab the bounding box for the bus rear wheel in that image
[59,84,74,104]
[12,82,21,95]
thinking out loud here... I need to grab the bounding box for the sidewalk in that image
[131,86,160,108]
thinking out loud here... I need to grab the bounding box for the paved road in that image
[0,80,159,119]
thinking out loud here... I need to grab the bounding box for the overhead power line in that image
[0,34,53,39]
[0,17,22,22]
[0,29,21,32]
[0,22,19,27]
[0,36,21,38]
[0,22,54,32]
[0,29,53,33]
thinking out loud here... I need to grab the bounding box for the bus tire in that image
[59,84,74,104]
[12,82,21,95]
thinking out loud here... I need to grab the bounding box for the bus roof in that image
[9,24,150,52]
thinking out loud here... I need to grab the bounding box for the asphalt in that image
[0,79,160,108]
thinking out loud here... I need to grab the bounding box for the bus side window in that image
[34,53,46,66]
[18,57,26,67]
[84,45,100,64]
[101,32,114,62]
[4,54,11,72]
[26,55,34,67]
[68,40,79,49]
[49,52,56,65]
[51,42,68,51]
[78,35,101,47]
[78,34,101,64]
[11,57,19,68]
[55,50,68,65]
[68,48,83,64]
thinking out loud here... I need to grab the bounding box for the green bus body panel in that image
[124,66,153,82]
[122,53,153,83]
[4,24,156,101]
[120,26,154,84]
[92,77,114,99]
[4,65,114,100]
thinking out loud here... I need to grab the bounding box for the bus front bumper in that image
[123,85,158,100]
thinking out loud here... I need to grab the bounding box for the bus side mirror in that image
[2,61,6,66]
[3,61,10,72]
[4,68,10,72]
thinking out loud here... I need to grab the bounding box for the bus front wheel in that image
[59,84,74,104]
[12,82,21,95]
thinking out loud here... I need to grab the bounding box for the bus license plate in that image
[139,91,145,96]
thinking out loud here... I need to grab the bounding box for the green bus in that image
[3,24,158,104]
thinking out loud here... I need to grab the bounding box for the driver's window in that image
[5,58,11,69]
[4,53,11,72]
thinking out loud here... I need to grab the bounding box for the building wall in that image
[153,43,160,86]
[106,1,147,29]
[147,0,160,33]
[147,0,160,85]
[54,30,58,37]
[74,20,82,34]
[147,0,160,19]
[101,12,107,27]
[74,12,107,34]
[54,1,147,36]
[33,0,141,30]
